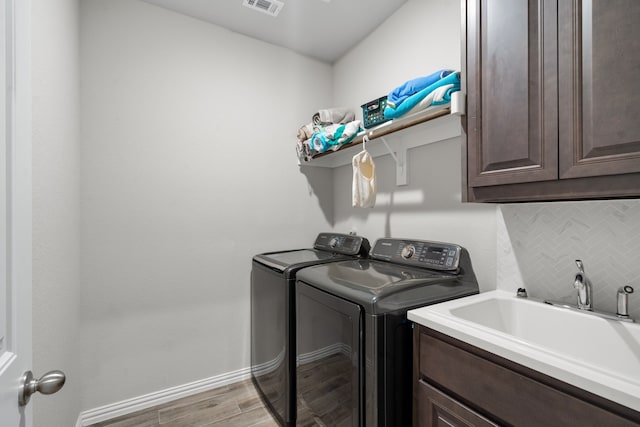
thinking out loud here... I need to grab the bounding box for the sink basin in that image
[408,290,640,412]
[450,297,640,371]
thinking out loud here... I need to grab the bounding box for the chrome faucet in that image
[544,262,634,322]
[573,260,592,310]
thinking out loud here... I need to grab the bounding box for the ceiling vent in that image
[242,0,284,17]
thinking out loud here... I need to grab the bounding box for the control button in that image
[449,249,456,257]
[401,245,416,259]
[446,257,454,267]
[329,237,339,248]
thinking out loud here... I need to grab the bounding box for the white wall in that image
[79,0,334,410]
[330,0,497,290]
[32,0,82,425]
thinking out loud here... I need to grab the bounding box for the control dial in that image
[329,237,339,248]
[401,244,416,259]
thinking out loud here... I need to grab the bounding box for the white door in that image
[0,0,32,425]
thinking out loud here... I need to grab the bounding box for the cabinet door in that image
[467,0,558,187]
[417,380,498,427]
[559,0,640,178]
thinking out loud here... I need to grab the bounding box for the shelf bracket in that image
[379,137,407,186]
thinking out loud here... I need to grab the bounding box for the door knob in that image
[18,370,66,406]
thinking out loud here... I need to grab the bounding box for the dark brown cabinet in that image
[417,380,497,427]
[413,326,640,427]
[464,0,640,202]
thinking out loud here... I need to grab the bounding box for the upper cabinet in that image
[463,0,640,202]
[558,1,640,179]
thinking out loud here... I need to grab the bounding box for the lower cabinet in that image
[417,379,497,427]
[414,326,640,427]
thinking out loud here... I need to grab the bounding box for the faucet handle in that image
[617,285,634,319]
[621,285,634,295]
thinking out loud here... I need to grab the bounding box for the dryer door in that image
[296,282,362,427]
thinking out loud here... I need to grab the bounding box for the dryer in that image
[251,233,370,427]
[295,238,480,426]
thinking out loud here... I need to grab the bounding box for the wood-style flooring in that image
[86,379,279,427]
[88,352,353,427]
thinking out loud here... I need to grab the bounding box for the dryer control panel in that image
[314,233,370,256]
[370,238,461,271]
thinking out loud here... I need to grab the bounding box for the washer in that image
[295,238,480,427]
[251,233,370,427]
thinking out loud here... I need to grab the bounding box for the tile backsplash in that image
[497,199,640,320]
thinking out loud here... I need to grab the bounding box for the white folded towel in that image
[313,107,355,126]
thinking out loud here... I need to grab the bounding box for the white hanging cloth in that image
[352,136,376,208]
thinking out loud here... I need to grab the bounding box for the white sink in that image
[408,290,640,412]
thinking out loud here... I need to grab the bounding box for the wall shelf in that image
[299,91,464,185]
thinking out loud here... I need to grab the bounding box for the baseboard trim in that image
[78,346,349,426]
[77,367,251,426]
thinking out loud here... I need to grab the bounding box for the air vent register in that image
[242,0,284,17]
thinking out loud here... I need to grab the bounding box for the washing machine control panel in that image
[314,233,370,256]
[371,238,461,271]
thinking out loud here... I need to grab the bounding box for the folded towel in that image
[296,136,324,162]
[296,139,308,162]
[312,107,355,126]
[309,120,362,154]
[386,69,454,109]
[432,85,458,106]
[324,120,362,144]
[384,72,460,119]
[310,132,329,153]
[403,84,457,116]
[297,123,315,141]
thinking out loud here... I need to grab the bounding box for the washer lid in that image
[253,232,370,273]
[253,249,343,273]
[296,259,478,314]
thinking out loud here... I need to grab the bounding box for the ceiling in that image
[142,0,408,63]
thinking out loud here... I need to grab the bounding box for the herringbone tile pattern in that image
[498,199,640,319]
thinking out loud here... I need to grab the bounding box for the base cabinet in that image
[414,326,640,427]
[417,380,497,427]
